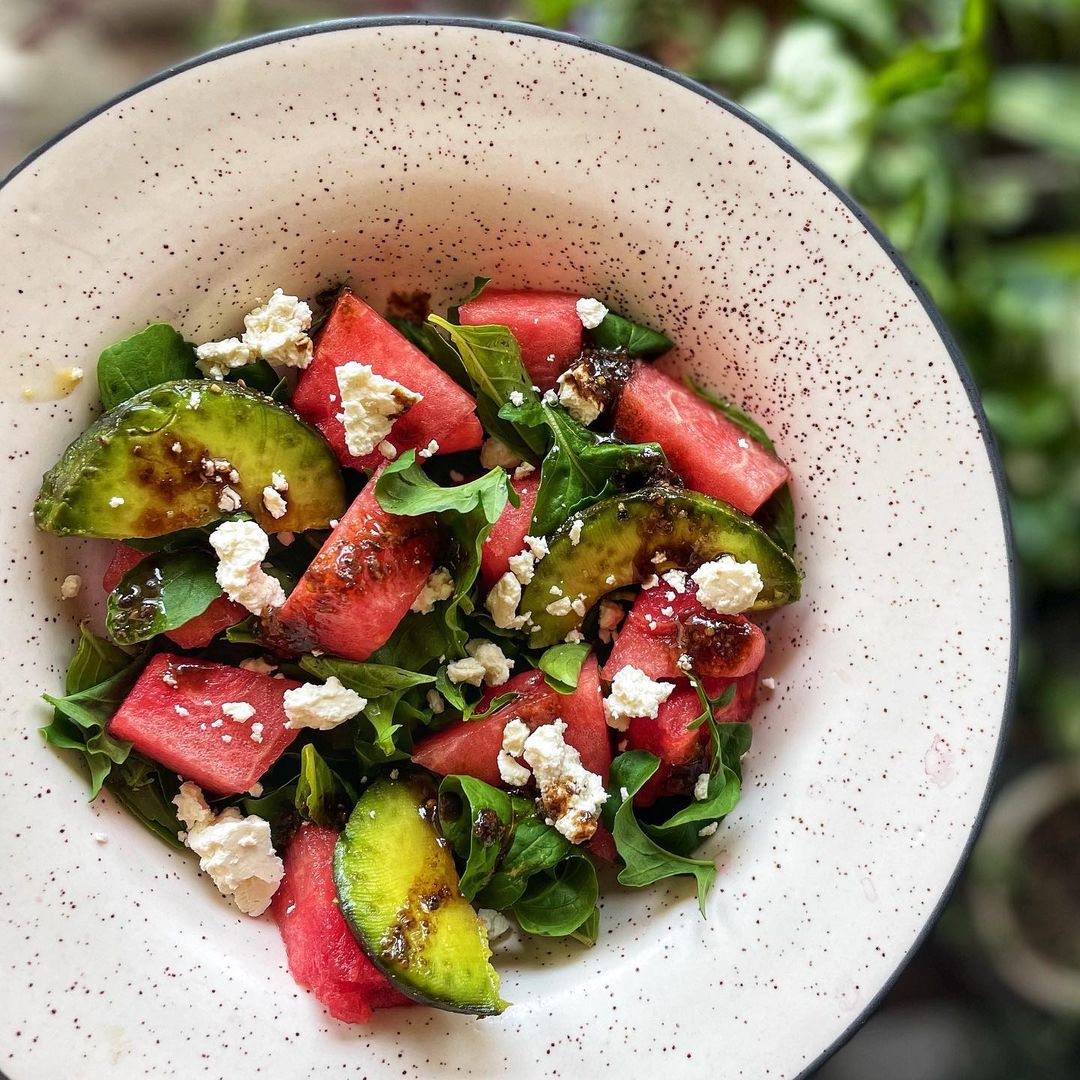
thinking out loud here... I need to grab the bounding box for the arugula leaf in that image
[106,550,223,645]
[588,310,673,357]
[388,317,471,389]
[65,623,130,694]
[603,751,717,914]
[537,642,591,694]
[500,398,667,536]
[107,754,185,851]
[447,275,491,323]
[569,905,601,946]
[375,451,514,522]
[512,854,599,938]
[299,655,435,698]
[438,775,514,900]
[370,611,455,673]
[228,358,280,394]
[474,801,572,909]
[295,743,349,829]
[97,323,200,410]
[428,316,548,460]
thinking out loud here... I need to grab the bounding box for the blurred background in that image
[2,1,1077,1076]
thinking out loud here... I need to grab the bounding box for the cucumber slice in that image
[333,777,507,1015]
[521,485,800,646]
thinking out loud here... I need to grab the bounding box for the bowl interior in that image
[0,19,1012,1080]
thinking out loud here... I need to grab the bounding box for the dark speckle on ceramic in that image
[0,18,1012,1080]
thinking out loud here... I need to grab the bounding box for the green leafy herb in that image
[299,655,435,698]
[295,743,349,829]
[388,317,471,388]
[428,316,548,460]
[228,358,280,394]
[106,550,224,645]
[511,854,599,939]
[475,806,572,910]
[603,751,717,914]
[438,775,514,900]
[107,755,185,851]
[500,398,667,536]
[96,323,200,410]
[537,642,591,694]
[447,275,491,323]
[569,905,601,946]
[587,310,673,357]
[64,624,130,694]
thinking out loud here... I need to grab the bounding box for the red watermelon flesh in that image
[413,659,611,786]
[292,290,483,471]
[102,543,245,648]
[458,289,583,391]
[267,466,437,661]
[108,653,300,795]
[602,578,765,683]
[272,823,412,1023]
[478,474,540,592]
[613,363,790,515]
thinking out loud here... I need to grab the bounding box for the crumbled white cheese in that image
[174,704,190,717]
[426,689,445,715]
[524,535,549,561]
[691,556,763,615]
[502,718,530,756]
[676,653,693,673]
[640,574,660,590]
[556,371,603,425]
[479,436,522,471]
[418,439,440,459]
[108,496,125,508]
[760,676,777,691]
[262,486,288,519]
[570,594,587,617]
[568,518,583,546]
[513,461,536,480]
[335,362,422,459]
[188,390,202,409]
[698,822,719,838]
[271,471,288,492]
[603,666,676,731]
[248,782,264,797]
[250,722,264,744]
[242,288,314,369]
[541,388,560,407]
[738,437,750,449]
[195,336,255,379]
[486,571,529,630]
[662,569,688,593]
[694,773,710,801]
[410,567,455,614]
[477,907,512,942]
[217,486,243,513]
[522,720,608,844]
[575,296,608,329]
[171,441,183,454]
[59,574,82,600]
[222,701,256,724]
[162,669,179,688]
[209,520,286,617]
[508,390,525,407]
[283,677,366,730]
[377,439,397,460]
[92,831,108,844]
[564,628,585,643]
[497,750,531,787]
[173,782,283,916]
[238,656,276,675]
[546,596,574,617]
[446,656,486,686]
[467,639,514,687]
[605,574,617,586]
[651,550,668,565]
[597,599,624,644]
[507,551,536,586]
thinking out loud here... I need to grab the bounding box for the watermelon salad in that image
[36,280,800,1020]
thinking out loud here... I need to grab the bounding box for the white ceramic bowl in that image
[0,18,1014,1080]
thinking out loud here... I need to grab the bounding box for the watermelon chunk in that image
[268,466,437,661]
[458,289,582,391]
[292,290,483,471]
[108,653,300,795]
[412,657,611,785]
[602,579,765,683]
[272,823,412,1023]
[102,543,246,648]
[478,474,539,592]
[613,364,790,514]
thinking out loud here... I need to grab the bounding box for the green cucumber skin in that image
[521,485,800,646]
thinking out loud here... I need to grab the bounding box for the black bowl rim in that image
[0,16,1018,1080]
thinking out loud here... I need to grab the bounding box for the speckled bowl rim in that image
[0,15,1017,1079]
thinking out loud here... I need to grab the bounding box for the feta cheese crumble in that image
[522,720,608,844]
[698,822,719,838]
[335,362,422,459]
[222,701,256,723]
[477,907,512,942]
[508,390,525,407]
[467,639,515,687]
[691,556,763,615]
[760,676,777,691]
[426,689,445,715]
[173,782,283,916]
[262,486,288,519]
[410,567,455,614]
[271,471,288,492]
[662,569,688,593]
[195,336,255,379]
[445,656,486,686]
[418,439,440,459]
[694,773,710,801]
[513,461,536,480]
[479,436,522,471]
[59,574,82,600]
[217,486,243,513]
[242,288,314,369]
[556,368,603,425]
[485,571,529,630]
[238,656,276,675]
[568,518,583,546]
[209,520,286,617]
[603,666,676,731]
[597,599,624,644]
[108,496,125,508]
[546,595,574,617]
[575,296,609,329]
[283,677,366,730]
[497,751,531,788]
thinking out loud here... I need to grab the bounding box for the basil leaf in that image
[439,775,514,900]
[295,743,349,829]
[512,854,599,938]
[106,550,223,646]
[97,323,200,410]
[570,905,601,946]
[474,804,572,909]
[537,642,591,694]
[447,275,491,323]
[375,450,514,521]
[604,750,717,914]
[65,624,131,694]
[299,655,435,697]
[428,316,548,461]
[501,399,667,536]
[588,311,673,357]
